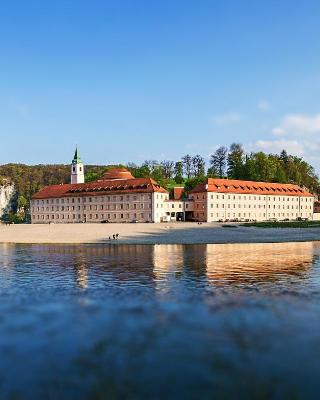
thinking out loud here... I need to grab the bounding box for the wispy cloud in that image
[211,112,245,125]
[265,112,320,170]
[272,127,286,136]
[251,139,305,156]
[272,113,320,137]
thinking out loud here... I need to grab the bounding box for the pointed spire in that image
[72,146,82,164]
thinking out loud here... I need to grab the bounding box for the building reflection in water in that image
[74,257,88,289]
[0,244,14,269]
[1,242,318,290]
[152,242,319,287]
[0,244,17,289]
[34,244,156,289]
[152,244,185,291]
[205,242,318,285]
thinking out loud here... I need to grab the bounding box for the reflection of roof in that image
[100,167,134,180]
[190,178,313,197]
[32,168,168,199]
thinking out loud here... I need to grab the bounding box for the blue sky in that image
[1,0,320,171]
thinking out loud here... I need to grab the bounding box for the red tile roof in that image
[32,177,167,199]
[173,187,184,200]
[99,167,135,180]
[190,178,313,197]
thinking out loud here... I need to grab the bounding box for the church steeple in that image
[72,146,82,164]
[71,146,84,184]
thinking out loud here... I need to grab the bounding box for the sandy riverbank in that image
[0,222,319,244]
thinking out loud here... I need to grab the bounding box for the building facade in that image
[31,167,170,223]
[190,178,314,222]
[30,152,315,224]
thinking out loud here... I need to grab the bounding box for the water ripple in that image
[0,242,320,398]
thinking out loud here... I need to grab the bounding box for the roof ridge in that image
[190,178,312,197]
[32,177,168,199]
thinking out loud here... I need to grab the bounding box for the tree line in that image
[0,144,319,222]
[209,144,319,194]
[125,144,320,195]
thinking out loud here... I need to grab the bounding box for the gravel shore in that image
[0,222,319,244]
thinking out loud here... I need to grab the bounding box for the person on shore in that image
[116,233,119,239]
[113,234,115,240]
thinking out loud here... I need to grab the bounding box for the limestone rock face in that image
[0,180,16,218]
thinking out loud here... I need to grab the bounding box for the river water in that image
[0,242,320,399]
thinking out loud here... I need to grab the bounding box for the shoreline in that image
[0,222,319,245]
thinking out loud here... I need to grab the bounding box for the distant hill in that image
[0,164,107,201]
[0,164,108,221]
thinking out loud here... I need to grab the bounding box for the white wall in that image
[313,213,320,221]
[152,192,169,222]
[191,191,314,222]
[71,163,84,184]
[31,192,167,223]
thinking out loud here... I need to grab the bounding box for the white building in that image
[189,178,314,222]
[30,152,315,223]
[31,166,170,223]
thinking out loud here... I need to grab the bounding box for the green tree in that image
[182,154,193,178]
[174,161,184,183]
[192,155,206,177]
[227,143,245,179]
[184,176,206,192]
[160,160,175,179]
[210,146,228,178]
[207,166,219,178]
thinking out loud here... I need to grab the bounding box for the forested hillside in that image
[0,164,106,222]
[0,143,319,222]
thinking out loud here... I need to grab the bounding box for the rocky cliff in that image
[0,179,16,218]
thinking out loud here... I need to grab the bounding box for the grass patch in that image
[241,220,320,229]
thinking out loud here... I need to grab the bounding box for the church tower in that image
[71,147,84,184]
